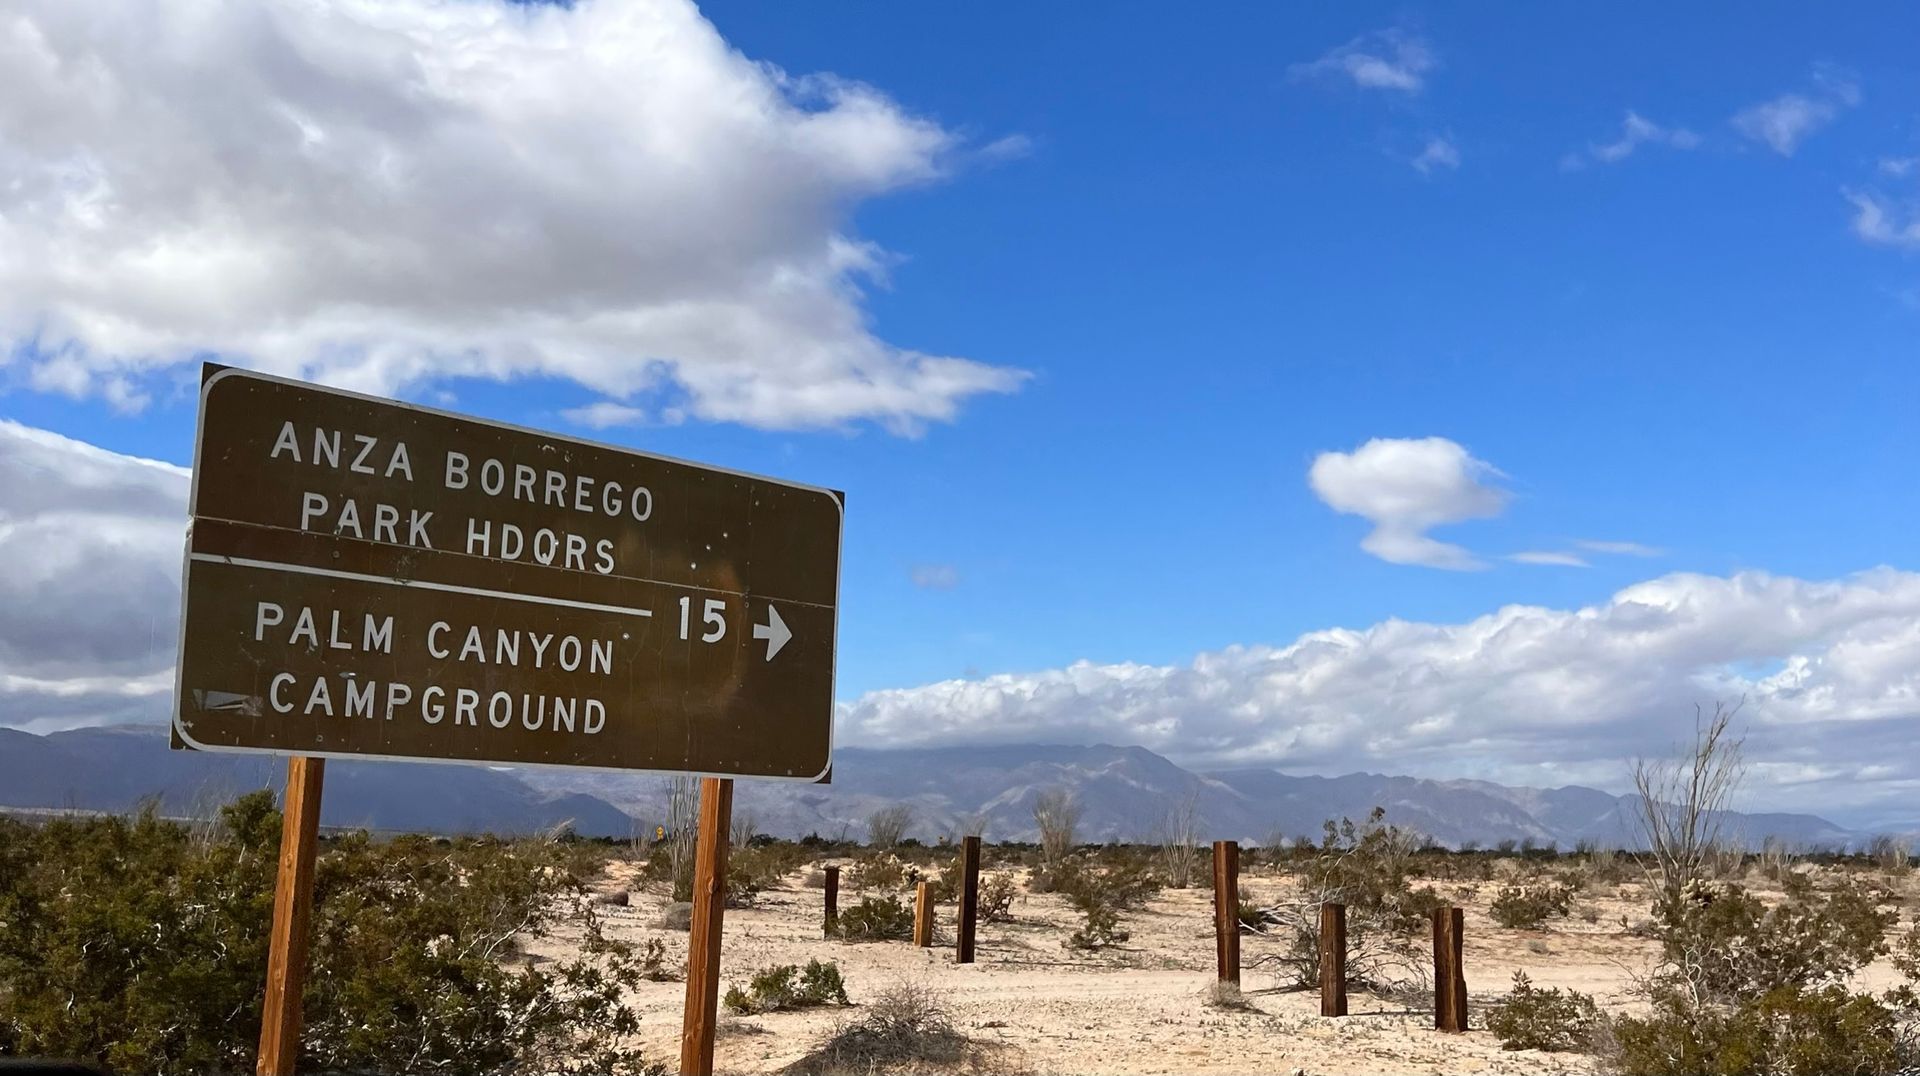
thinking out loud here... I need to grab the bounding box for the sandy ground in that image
[537,858,1917,1076]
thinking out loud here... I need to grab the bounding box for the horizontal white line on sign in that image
[188,553,655,619]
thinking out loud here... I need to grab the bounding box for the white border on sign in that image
[172,364,841,785]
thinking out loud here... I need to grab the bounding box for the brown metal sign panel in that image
[174,366,840,780]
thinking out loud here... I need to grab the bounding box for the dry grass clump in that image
[782,979,976,1075]
[1202,980,1256,1012]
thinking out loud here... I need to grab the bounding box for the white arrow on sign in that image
[752,604,792,662]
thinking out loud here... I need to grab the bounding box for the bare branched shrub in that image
[1632,699,1745,908]
[650,775,700,902]
[866,804,914,849]
[1033,787,1081,874]
[1245,808,1434,995]
[1869,833,1913,875]
[1151,789,1203,889]
[729,808,761,850]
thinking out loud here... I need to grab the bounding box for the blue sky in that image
[5,1,1920,822]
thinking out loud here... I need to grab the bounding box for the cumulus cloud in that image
[1732,69,1860,156]
[1562,111,1699,170]
[1411,137,1460,175]
[0,0,1025,431]
[1308,437,1508,570]
[909,564,961,591]
[839,568,1920,821]
[1291,29,1435,95]
[0,421,186,731]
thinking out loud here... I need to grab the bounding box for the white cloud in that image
[0,421,186,730]
[910,564,961,590]
[1509,551,1589,567]
[1564,112,1699,169]
[1308,437,1508,570]
[1847,191,1920,250]
[839,568,1920,821]
[1732,70,1860,157]
[1577,539,1664,558]
[1880,157,1920,178]
[0,0,1025,432]
[1291,30,1435,95]
[1412,137,1460,175]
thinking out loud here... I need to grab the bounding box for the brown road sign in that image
[174,365,840,780]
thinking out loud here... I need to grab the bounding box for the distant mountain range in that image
[0,725,634,837]
[525,743,1857,851]
[0,727,1860,850]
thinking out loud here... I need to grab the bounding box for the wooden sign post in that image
[1211,840,1240,985]
[256,757,325,1076]
[679,778,734,1076]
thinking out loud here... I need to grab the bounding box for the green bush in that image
[1486,971,1599,1052]
[979,872,1018,922]
[1491,881,1575,929]
[833,895,913,941]
[0,794,660,1075]
[1609,985,1913,1076]
[848,853,907,892]
[722,960,849,1014]
[1653,877,1893,1004]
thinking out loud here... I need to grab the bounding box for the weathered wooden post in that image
[1211,839,1241,985]
[256,756,325,1076]
[822,865,840,936]
[914,881,935,947]
[1319,902,1348,1017]
[679,777,733,1076]
[1433,906,1468,1032]
[955,835,981,964]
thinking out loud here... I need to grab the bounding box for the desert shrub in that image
[848,852,907,892]
[787,979,970,1075]
[1491,881,1575,929]
[925,866,959,904]
[1608,985,1914,1076]
[1487,971,1600,1052]
[1049,858,1158,951]
[1653,877,1893,1005]
[726,843,803,907]
[638,936,677,982]
[0,795,660,1076]
[834,895,913,941]
[979,872,1018,922]
[721,960,849,1014]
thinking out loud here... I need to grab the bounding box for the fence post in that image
[822,865,839,937]
[914,881,935,947]
[955,835,981,964]
[1211,840,1240,985]
[1319,902,1348,1017]
[1433,906,1468,1032]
